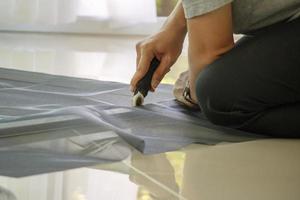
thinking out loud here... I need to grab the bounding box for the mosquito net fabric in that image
[0,67,265,177]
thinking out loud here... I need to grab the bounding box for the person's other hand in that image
[130,28,186,92]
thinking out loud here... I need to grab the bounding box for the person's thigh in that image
[195,18,300,132]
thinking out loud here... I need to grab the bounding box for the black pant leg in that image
[195,17,300,137]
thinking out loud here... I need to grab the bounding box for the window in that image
[0,0,178,35]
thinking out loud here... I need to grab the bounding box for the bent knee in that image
[195,62,256,127]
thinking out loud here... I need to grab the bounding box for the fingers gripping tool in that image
[132,57,160,106]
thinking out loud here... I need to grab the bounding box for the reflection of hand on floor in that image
[173,71,200,110]
[129,150,180,200]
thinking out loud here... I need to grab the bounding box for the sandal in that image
[183,81,199,108]
[173,71,200,110]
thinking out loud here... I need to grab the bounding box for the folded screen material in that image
[0,130,132,177]
[0,68,266,155]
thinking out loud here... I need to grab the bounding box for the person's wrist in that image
[162,15,187,35]
[160,24,186,46]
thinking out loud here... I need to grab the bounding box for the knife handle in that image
[134,57,160,97]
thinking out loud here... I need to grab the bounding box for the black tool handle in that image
[134,57,160,97]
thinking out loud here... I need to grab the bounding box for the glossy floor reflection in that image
[128,139,300,200]
[1,139,300,200]
[0,32,299,200]
[0,32,188,84]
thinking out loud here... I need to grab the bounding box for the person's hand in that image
[130,27,186,92]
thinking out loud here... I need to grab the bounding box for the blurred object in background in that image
[156,0,178,16]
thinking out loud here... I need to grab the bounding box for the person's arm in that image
[163,1,186,35]
[130,1,187,92]
[187,4,234,101]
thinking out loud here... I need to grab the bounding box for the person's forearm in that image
[186,4,234,101]
[162,1,187,34]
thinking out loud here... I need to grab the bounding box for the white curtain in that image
[0,0,157,25]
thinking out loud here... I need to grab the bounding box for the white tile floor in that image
[0,32,299,200]
[0,32,188,84]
